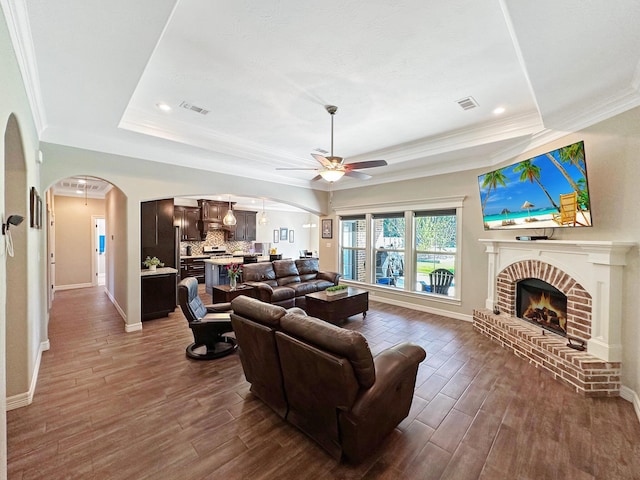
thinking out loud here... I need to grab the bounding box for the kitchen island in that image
[204,256,270,296]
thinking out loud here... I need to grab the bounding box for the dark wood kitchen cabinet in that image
[227,210,257,241]
[141,272,177,320]
[174,205,201,241]
[141,198,175,267]
[199,199,223,221]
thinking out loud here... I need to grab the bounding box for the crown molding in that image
[1,0,47,134]
[346,111,544,165]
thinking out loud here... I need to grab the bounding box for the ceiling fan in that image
[277,105,388,182]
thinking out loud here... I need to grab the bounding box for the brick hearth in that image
[476,239,634,397]
[473,309,621,396]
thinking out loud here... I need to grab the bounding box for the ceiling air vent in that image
[456,96,479,111]
[179,101,210,115]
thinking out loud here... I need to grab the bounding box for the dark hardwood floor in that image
[7,286,640,479]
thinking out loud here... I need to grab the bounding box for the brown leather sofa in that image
[242,258,340,309]
[230,296,427,463]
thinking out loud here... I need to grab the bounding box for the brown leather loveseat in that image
[230,296,427,463]
[242,258,340,309]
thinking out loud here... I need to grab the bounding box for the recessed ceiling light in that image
[77,178,86,184]
[493,107,506,115]
[156,102,172,112]
[76,189,83,194]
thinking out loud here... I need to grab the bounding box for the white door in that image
[92,216,106,286]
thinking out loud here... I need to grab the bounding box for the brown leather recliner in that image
[229,296,306,417]
[276,312,426,462]
[178,276,236,360]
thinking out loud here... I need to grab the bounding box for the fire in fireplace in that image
[516,278,567,336]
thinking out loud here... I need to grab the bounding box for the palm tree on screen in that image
[480,168,508,215]
[513,160,560,212]
[559,142,586,178]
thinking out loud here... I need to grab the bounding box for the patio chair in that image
[429,268,454,295]
[552,192,589,226]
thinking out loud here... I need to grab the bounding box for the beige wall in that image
[106,187,128,318]
[53,196,105,288]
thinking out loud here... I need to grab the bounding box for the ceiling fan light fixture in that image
[319,169,345,182]
[223,196,237,226]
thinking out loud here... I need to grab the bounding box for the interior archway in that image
[4,113,28,399]
[45,175,128,328]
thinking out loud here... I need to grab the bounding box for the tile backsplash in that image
[180,230,252,256]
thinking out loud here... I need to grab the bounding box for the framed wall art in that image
[280,227,288,241]
[30,186,42,229]
[288,230,294,243]
[321,219,333,239]
[273,229,279,243]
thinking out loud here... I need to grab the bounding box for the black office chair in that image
[429,268,454,295]
[177,277,237,360]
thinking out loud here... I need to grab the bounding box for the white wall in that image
[255,210,319,259]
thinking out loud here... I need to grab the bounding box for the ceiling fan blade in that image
[344,160,388,170]
[344,170,372,180]
[275,167,318,171]
[311,174,323,181]
[311,153,332,167]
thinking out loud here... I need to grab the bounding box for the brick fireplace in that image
[473,239,634,396]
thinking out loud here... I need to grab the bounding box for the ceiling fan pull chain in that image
[330,109,334,157]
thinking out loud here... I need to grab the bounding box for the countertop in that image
[180,255,211,260]
[204,256,270,266]
[140,267,179,277]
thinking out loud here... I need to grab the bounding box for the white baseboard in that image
[370,293,473,323]
[125,322,142,332]
[6,340,46,411]
[104,287,127,324]
[54,282,93,291]
[620,385,640,425]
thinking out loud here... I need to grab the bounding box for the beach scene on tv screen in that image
[478,141,592,230]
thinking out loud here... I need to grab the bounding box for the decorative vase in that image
[229,276,237,291]
[149,265,156,272]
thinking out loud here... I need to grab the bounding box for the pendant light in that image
[223,195,237,226]
[258,199,269,225]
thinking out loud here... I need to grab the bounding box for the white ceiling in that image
[7,0,640,190]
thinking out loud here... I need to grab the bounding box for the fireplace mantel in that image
[479,239,635,362]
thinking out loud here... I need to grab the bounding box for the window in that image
[373,213,405,288]
[337,197,462,301]
[414,210,457,296]
[340,216,366,282]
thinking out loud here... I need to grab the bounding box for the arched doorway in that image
[4,114,28,402]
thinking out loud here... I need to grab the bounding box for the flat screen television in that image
[478,141,592,231]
